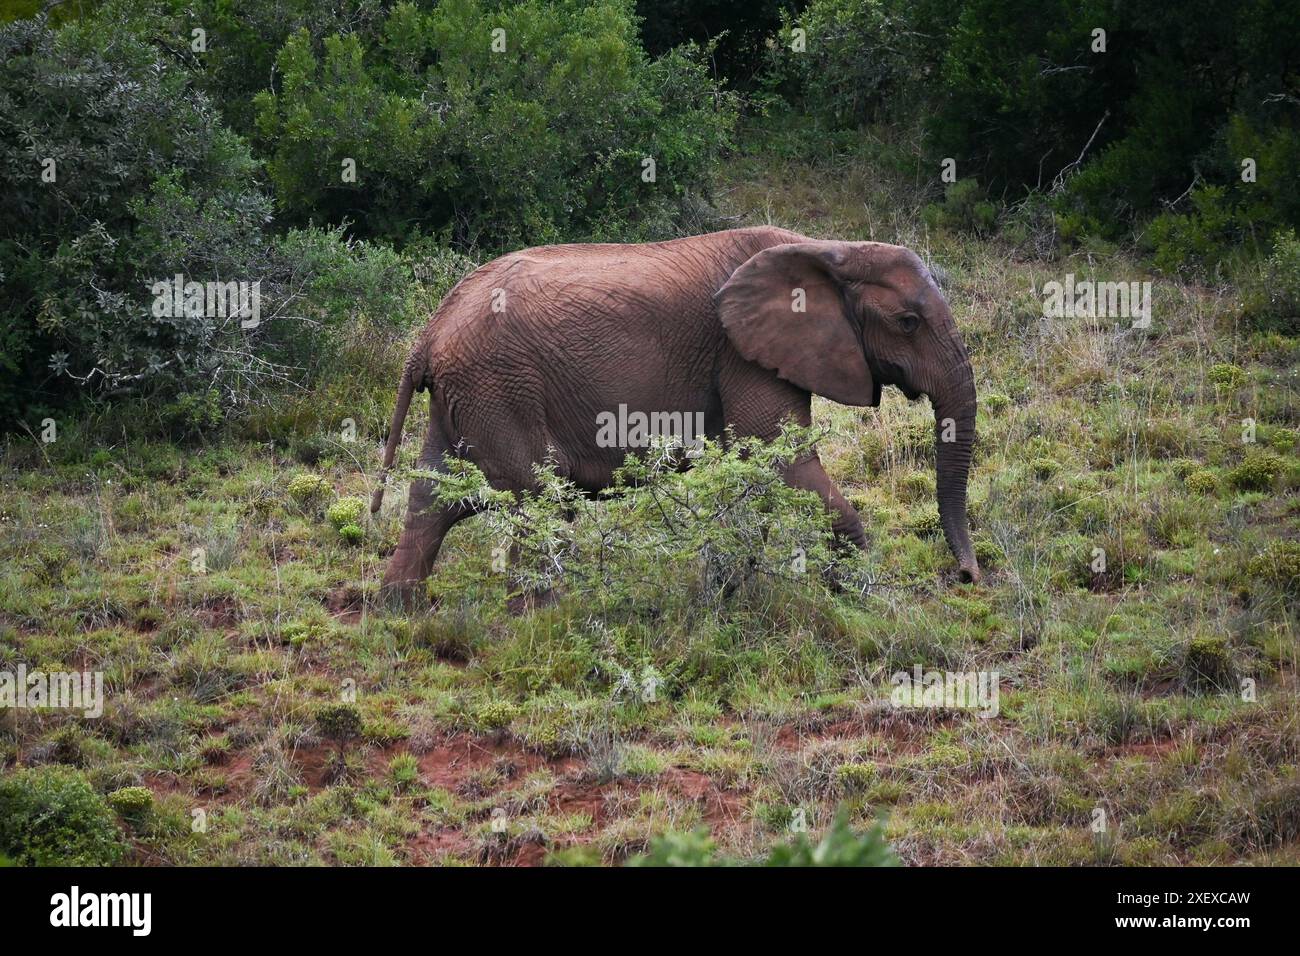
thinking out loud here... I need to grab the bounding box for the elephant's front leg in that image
[719,368,867,552]
[503,507,564,615]
[781,453,868,550]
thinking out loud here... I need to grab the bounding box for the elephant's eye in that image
[898,312,920,334]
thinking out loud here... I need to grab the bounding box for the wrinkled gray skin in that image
[373,227,980,602]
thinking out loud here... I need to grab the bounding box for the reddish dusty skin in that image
[372,226,979,602]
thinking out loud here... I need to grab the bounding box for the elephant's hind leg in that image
[380,420,478,607]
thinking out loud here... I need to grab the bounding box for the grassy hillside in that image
[2,133,1298,866]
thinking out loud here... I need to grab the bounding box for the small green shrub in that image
[834,763,878,793]
[282,616,330,647]
[983,392,1012,414]
[337,523,364,545]
[905,505,942,538]
[627,827,720,867]
[106,786,154,824]
[1241,230,1300,335]
[1208,363,1246,391]
[475,699,521,731]
[1179,636,1236,694]
[0,766,124,866]
[1147,187,1239,277]
[1245,541,1300,594]
[291,434,330,466]
[428,427,842,607]
[1228,452,1284,491]
[765,811,898,866]
[1031,457,1061,479]
[1265,427,1297,452]
[629,809,897,866]
[1184,470,1219,496]
[161,390,224,439]
[326,497,367,530]
[315,704,363,744]
[899,471,934,502]
[287,473,331,506]
[923,179,999,237]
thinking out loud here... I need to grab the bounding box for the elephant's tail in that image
[370,357,420,514]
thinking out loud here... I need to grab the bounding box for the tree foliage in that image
[0,4,413,423]
[252,0,738,246]
[777,0,1300,258]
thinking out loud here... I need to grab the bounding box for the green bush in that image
[637,0,788,90]
[905,505,942,539]
[772,0,923,126]
[161,391,225,440]
[1031,457,1061,479]
[429,426,844,606]
[983,392,1012,414]
[1245,541,1300,594]
[1228,452,1285,492]
[1147,187,1242,277]
[287,473,332,506]
[923,179,999,237]
[106,786,154,825]
[834,763,879,792]
[1208,363,1247,391]
[764,812,895,866]
[771,0,1299,257]
[1241,230,1300,335]
[475,699,522,731]
[253,0,737,247]
[326,497,367,530]
[315,704,363,744]
[0,766,124,865]
[0,4,420,428]
[1143,119,1300,277]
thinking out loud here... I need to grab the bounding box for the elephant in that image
[371,226,981,602]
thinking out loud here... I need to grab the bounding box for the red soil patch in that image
[409,827,476,863]
[415,734,561,790]
[661,767,747,829]
[771,708,948,756]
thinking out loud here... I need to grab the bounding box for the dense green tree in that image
[0,3,409,425]
[252,0,737,246]
[635,0,803,89]
[777,0,1300,254]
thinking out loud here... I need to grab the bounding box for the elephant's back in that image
[426,226,804,346]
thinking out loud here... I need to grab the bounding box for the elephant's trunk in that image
[931,361,980,584]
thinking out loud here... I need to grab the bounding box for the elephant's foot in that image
[377,578,434,613]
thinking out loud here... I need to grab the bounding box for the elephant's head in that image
[714,240,981,583]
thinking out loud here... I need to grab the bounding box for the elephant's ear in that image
[714,242,879,407]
